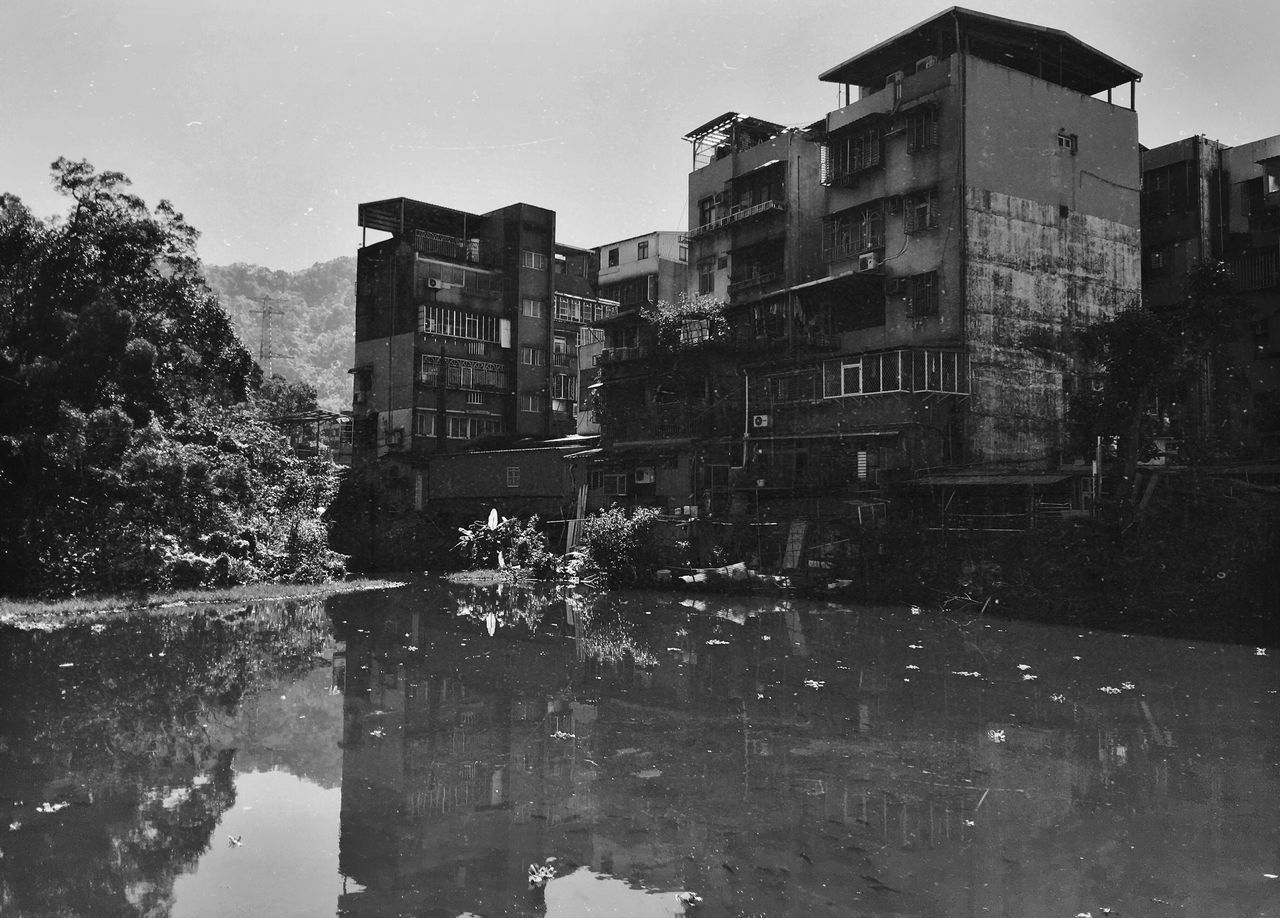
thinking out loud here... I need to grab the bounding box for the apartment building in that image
[578,231,689,435]
[1141,133,1280,454]
[589,8,1142,514]
[351,197,617,469]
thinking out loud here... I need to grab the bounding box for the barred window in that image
[825,124,882,183]
[907,272,939,318]
[420,355,507,389]
[419,305,499,342]
[823,203,884,261]
[823,351,910,398]
[505,467,520,488]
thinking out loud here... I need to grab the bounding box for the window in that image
[419,306,500,343]
[697,258,715,295]
[416,259,502,296]
[520,345,545,366]
[447,416,470,439]
[637,241,649,260]
[767,370,819,402]
[906,106,938,153]
[521,297,544,318]
[822,203,884,261]
[904,189,938,233]
[467,391,485,405]
[907,271,939,318]
[698,196,717,227]
[413,411,436,437]
[521,249,547,270]
[822,351,909,398]
[678,243,688,262]
[602,472,628,495]
[505,467,520,488]
[420,356,507,389]
[448,415,502,439]
[552,373,574,400]
[823,123,882,184]
[1056,132,1078,154]
[553,336,571,366]
[1147,247,1172,277]
[588,469,604,490]
[607,248,619,267]
[520,392,545,413]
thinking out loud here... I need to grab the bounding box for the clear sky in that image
[2,0,1276,270]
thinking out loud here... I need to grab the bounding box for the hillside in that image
[206,257,356,411]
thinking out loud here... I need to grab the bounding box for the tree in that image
[0,160,342,594]
[1070,261,1247,505]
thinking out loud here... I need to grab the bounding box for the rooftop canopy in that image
[818,6,1141,97]
[357,197,478,238]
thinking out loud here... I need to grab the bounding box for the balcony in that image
[685,199,785,241]
[727,270,782,298]
[597,345,650,364]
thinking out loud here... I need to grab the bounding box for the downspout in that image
[740,367,750,469]
[954,11,970,464]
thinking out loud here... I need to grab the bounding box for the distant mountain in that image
[206,257,355,411]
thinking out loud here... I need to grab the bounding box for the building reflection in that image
[331,585,1279,917]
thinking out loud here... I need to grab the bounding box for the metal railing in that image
[685,199,785,240]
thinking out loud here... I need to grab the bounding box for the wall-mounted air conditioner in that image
[426,277,442,289]
[634,467,655,484]
[858,252,880,272]
[751,414,772,429]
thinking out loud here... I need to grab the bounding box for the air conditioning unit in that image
[634,467,655,484]
[858,252,880,272]
[426,277,442,289]
[751,413,772,429]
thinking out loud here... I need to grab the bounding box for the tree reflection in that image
[0,598,334,916]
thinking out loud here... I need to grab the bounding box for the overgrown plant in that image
[640,293,727,351]
[455,513,555,577]
[578,505,661,588]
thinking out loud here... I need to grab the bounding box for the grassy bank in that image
[0,578,405,631]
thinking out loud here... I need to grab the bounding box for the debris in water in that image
[905,664,919,671]
[633,768,662,779]
[1016,664,1031,671]
[1257,648,1267,656]
[1121,682,1135,691]
[369,728,386,738]
[227,835,243,847]
[1099,686,1121,695]
[550,731,575,740]
[1050,693,1066,703]
[986,729,1006,743]
[677,891,703,908]
[706,639,729,646]
[804,679,825,689]
[36,802,69,813]
[528,862,555,889]
[1022,674,1037,681]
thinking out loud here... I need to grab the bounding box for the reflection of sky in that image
[544,868,688,918]
[171,770,344,918]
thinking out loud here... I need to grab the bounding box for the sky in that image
[2,0,1277,271]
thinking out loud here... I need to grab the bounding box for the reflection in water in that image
[1,582,1277,917]
[331,582,1280,918]
[0,598,341,917]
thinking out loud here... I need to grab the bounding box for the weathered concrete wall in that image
[965,189,1140,463]
[428,447,577,520]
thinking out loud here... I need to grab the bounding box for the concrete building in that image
[588,8,1142,519]
[577,231,688,435]
[1140,133,1280,455]
[351,197,618,472]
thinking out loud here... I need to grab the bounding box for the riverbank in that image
[0,578,405,631]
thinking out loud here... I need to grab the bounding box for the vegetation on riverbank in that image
[0,578,404,631]
[1,160,348,596]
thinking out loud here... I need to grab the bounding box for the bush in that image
[455,513,556,578]
[578,505,661,588]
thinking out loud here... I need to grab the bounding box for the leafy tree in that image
[0,160,344,594]
[1070,261,1247,504]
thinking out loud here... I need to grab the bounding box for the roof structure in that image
[818,7,1141,96]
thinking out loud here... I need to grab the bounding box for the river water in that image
[1,578,1276,917]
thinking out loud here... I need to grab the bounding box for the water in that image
[1,580,1276,917]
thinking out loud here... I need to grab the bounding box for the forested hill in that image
[206,257,356,411]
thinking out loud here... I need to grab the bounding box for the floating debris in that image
[36,802,69,813]
[369,728,386,738]
[1022,674,1037,681]
[677,891,703,908]
[705,639,729,646]
[908,644,923,650]
[1050,693,1066,703]
[550,731,575,740]
[1121,682,1135,691]
[633,768,662,779]
[1016,664,1032,671]
[528,862,556,889]
[1099,686,1121,695]
[905,664,920,671]
[227,835,243,847]
[804,679,825,689]
[952,671,982,678]
[986,729,1006,743]
[1257,648,1268,657]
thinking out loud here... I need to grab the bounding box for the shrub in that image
[455,513,556,578]
[578,505,661,588]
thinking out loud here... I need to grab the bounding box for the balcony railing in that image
[597,345,650,363]
[685,199,785,241]
[727,270,782,297]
